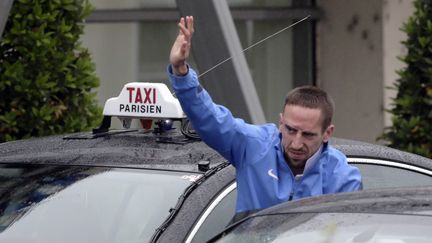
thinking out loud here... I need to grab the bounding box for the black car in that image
[210,186,432,242]
[0,128,237,243]
[0,82,432,243]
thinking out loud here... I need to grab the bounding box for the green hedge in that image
[381,0,432,158]
[0,0,101,142]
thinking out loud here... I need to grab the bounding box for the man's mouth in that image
[288,150,305,159]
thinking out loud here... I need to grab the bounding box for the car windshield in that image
[0,164,200,243]
[215,212,432,243]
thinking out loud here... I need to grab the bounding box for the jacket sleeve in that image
[332,162,363,193]
[339,166,363,192]
[167,65,266,168]
[325,148,363,193]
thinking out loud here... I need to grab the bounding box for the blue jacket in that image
[168,66,362,212]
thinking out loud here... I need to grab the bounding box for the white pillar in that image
[382,0,414,127]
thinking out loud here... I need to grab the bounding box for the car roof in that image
[330,137,432,169]
[1,131,431,171]
[253,186,432,216]
[0,129,227,172]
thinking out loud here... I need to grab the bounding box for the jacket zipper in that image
[289,175,303,201]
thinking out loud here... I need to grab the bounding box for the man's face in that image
[279,105,334,170]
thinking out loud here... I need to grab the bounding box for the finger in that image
[177,17,185,34]
[185,16,192,32]
[178,21,190,39]
[188,16,194,34]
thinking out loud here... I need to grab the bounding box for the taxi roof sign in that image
[103,82,185,119]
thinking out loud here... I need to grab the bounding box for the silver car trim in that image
[185,182,237,243]
[348,158,432,176]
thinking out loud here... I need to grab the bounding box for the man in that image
[168,16,361,214]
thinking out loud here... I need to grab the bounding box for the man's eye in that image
[303,133,315,138]
[285,126,296,134]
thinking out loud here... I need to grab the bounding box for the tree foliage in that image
[381,0,432,158]
[0,0,101,142]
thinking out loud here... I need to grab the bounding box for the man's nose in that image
[291,133,303,149]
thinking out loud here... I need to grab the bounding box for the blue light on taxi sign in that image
[103,82,185,119]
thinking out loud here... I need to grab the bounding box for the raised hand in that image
[169,16,194,76]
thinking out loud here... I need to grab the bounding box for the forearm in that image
[167,65,243,161]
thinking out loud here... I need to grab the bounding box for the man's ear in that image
[323,124,335,143]
[278,113,283,127]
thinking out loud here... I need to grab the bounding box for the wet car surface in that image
[1,128,432,242]
[210,186,432,242]
[0,129,236,243]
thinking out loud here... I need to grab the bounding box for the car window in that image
[187,183,237,243]
[350,159,432,189]
[0,164,200,243]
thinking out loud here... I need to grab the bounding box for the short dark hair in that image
[283,85,335,131]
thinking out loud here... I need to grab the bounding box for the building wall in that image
[81,1,306,128]
[316,0,414,144]
[81,23,139,128]
[81,0,415,134]
[383,0,414,127]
